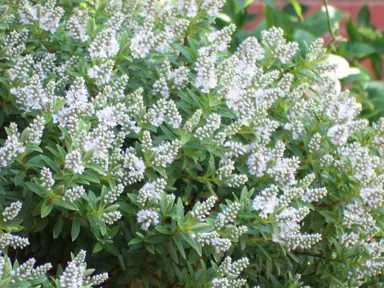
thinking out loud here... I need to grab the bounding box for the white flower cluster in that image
[302,187,328,203]
[216,159,248,188]
[128,3,192,59]
[0,225,106,287]
[252,185,279,218]
[194,231,232,253]
[40,167,55,190]
[67,8,89,42]
[153,60,190,98]
[195,25,236,93]
[119,147,145,185]
[89,28,119,59]
[343,202,377,239]
[0,123,25,168]
[144,98,182,129]
[2,201,22,222]
[184,109,203,133]
[60,250,108,288]
[178,0,226,17]
[216,202,241,229]
[102,211,122,225]
[152,140,181,168]
[10,258,52,283]
[325,90,367,146]
[63,185,85,203]
[261,27,299,64]
[0,224,52,283]
[195,113,221,139]
[26,115,45,145]
[0,233,29,250]
[137,208,159,231]
[273,207,322,250]
[17,0,63,33]
[104,184,125,204]
[65,149,85,174]
[80,125,117,172]
[211,257,249,288]
[191,195,217,221]
[247,141,300,187]
[137,178,167,206]
[88,61,114,86]
[39,0,64,33]
[2,28,28,59]
[195,202,245,254]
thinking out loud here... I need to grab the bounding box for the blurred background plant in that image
[217,0,384,120]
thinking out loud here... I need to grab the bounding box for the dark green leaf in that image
[71,219,81,241]
[41,200,53,218]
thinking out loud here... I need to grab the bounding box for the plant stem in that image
[323,0,336,41]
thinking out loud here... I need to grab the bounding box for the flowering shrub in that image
[1,0,384,287]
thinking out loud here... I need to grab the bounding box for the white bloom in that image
[252,186,279,218]
[137,209,159,231]
[2,201,22,222]
[88,61,114,86]
[96,106,119,127]
[89,28,119,59]
[65,150,85,174]
[39,0,64,33]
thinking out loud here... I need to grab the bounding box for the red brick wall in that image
[246,0,384,31]
[245,1,384,78]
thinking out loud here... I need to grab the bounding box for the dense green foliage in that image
[1,0,384,287]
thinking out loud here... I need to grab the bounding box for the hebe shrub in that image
[1,0,384,287]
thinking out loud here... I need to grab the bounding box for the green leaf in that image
[152,166,168,179]
[146,235,168,244]
[104,243,120,256]
[26,182,47,197]
[155,225,175,235]
[289,0,303,21]
[93,242,104,253]
[176,198,184,219]
[293,29,316,53]
[264,3,275,28]
[40,155,60,173]
[339,42,376,58]
[266,258,273,279]
[346,18,362,42]
[3,225,24,233]
[78,171,100,183]
[71,219,81,241]
[357,5,370,27]
[302,8,344,37]
[25,145,43,155]
[167,242,178,264]
[14,171,26,186]
[318,210,337,223]
[174,235,186,259]
[256,243,272,260]
[52,199,78,211]
[53,219,64,238]
[0,186,5,195]
[182,233,202,256]
[41,200,53,218]
[128,238,143,245]
[205,153,215,177]
[370,53,382,79]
